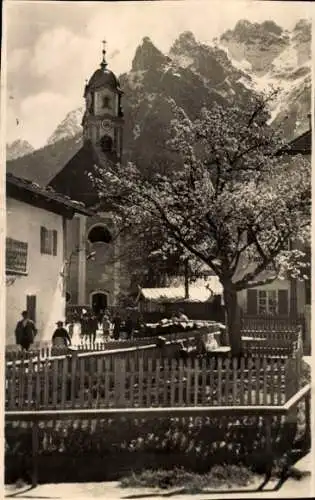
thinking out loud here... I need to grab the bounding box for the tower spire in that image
[101,39,107,69]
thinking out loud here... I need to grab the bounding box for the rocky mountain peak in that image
[6,139,34,161]
[132,37,170,71]
[170,31,197,55]
[223,19,285,44]
[9,18,311,175]
[46,107,83,146]
[293,19,311,43]
[220,19,290,75]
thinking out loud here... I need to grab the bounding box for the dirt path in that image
[5,472,313,500]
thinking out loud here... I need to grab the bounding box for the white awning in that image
[138,276,223,303]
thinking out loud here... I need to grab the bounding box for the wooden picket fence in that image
[241,314,304,332]
[241,329,300,357]
[5,347,302,411]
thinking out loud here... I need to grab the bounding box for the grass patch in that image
[120,465,256,493]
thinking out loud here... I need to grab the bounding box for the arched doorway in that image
[90,291,108,315]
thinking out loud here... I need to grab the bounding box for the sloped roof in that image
[48,140,112,207]
[277,128,312,156]
[138,276,223,303]
[6,135,83,186]
[288,129,311,155]
[7,172,94,217]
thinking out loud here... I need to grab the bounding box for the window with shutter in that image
[53,230,58,256]
[40,226,46,254]
[278,289,289,316]
[40,227,58,256]
[247,289,257,314]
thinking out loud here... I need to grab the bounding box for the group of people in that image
[14,308,136,351]
[54,309,134,347]
[15,311,72,351]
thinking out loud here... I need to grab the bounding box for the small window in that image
[258,290,278,315]
[100,134,113,153]
[248,289,289,316]
[102,96,111,109]
[40,226,58,255]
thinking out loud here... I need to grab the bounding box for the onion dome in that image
[84,40,123,97]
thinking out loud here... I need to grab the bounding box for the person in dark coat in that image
[125,315,133,339]
[15,311,37,351]
[52,321,72,347]
[88,314,99,344]
[80,312,90,342]
[113,313,121,340]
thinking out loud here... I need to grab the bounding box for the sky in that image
[4,0,313,149]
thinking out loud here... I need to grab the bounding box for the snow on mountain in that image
[220,20,290,75]
[46,107,84,145]
[220,18,311,139]
[6,139,34,161]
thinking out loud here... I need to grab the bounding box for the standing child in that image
[102,315,111,341]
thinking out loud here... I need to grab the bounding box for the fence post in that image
[264,415,273,476]
[304,392,311,450]
[31,420,39,487]
[70,352,78,406]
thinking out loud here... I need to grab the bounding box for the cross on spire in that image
[101,39,107,69]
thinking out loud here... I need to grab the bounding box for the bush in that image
[120,464,256,492]
[5,413,304,484]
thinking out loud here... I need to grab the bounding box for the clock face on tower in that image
[102,119,112,132]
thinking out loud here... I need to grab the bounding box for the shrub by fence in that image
[5,384,310,485]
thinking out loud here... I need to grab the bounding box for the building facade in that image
[237,125,311,323]
[5,173,91,345]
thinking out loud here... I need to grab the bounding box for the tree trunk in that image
[184,259,189,299]
[223,286,242,357]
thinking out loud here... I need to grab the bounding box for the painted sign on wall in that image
[6,237,28,274]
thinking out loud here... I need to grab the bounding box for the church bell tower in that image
[82,41,124,162]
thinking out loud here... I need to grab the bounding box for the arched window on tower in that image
[88,224,112,244]
[100,134,113,153]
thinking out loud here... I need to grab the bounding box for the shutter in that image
[52,230,58,256]
[278,289,288,316]
[40,226,46,254]
[27,295,36,322]
[247,289,257,315]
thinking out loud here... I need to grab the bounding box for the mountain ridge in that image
[7,18,311,180]
[6,139,34,161]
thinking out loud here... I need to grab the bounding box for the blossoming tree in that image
[93,93,310,355]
